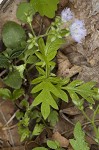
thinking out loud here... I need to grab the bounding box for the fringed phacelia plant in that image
[0,1,99,148]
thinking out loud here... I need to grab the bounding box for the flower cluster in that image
[61,8,74,22]
[61,8,87,43]
[70,20,87,43]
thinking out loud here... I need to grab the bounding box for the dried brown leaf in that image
[57,51,82,77]
[52,131,69,148]
[61,106,81,116]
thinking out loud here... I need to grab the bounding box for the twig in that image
[0,108,14,146]
[3,124,17,131]
[0,69,7,77]
[82,119,99,127]
[60,111,75,125]
[4,110,19,127]
[60,111,96,142]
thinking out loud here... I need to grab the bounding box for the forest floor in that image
[0,0,99,150]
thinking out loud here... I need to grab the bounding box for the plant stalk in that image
[81,109,99,143]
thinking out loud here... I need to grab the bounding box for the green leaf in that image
[70,122,90,150]
[31,79,61,119]
[32,88,58,109]
[12,89,24,100]
[64,80,96,104]
[45,38,65,61]
[10,47,26,59]
[2,21,26,50]
[30,0,59,18]
[36,66,45,75]
[0,88,11,99]
[0,55,10,68]
[20,128,30,142]
[49,77,69,102]
[67,80,84,88]
[20,99,29,108]
[32,80,60,97]
[48,110,58,126]
[36,38,64,67]
[32,124,44,135]
[26,55,37,64]
[49,77,62,84]
[4,69,22,89]
[35,51,45,62]
[16,2,35,23]
[31,76,46,84]
[33,147,48,150]
[47,140,58,149]
[41,102,50,120]
[38,38,45,55]
[77,81,96,89]
[32,110,41,119]
[68,90,83,107]
[16,111,24,120]
[14,64,26,78]
[20,47,37,63]
[57,86,68,102]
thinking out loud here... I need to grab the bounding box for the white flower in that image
[70,20,87,43]
[61,8,74,22]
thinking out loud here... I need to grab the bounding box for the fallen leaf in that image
[60,106,81,116]
[52,132,69,148]
[57,51,82,77]
[0,99,21,147]
[53,117,73,138]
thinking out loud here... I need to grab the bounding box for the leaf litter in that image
[0,0,99,150]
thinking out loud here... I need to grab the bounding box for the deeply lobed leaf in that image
[70,122,90,150]
[30,0,59,18]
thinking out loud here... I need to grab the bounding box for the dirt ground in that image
[0,0,99,149]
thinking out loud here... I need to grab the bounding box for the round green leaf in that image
[2,21,26,50]
[4,69,22,89]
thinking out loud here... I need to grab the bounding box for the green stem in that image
[29,22,36,37]
[46,62,49,78]
[37,33,49,39]
[37,33,57,39]
[81,109,99,143]
[92,121,98,140]
[82,110,91,122]
[92,106,99,143]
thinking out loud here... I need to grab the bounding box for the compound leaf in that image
[64,80,96,104]
[31,79,61,119]
[70,122,90,150]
